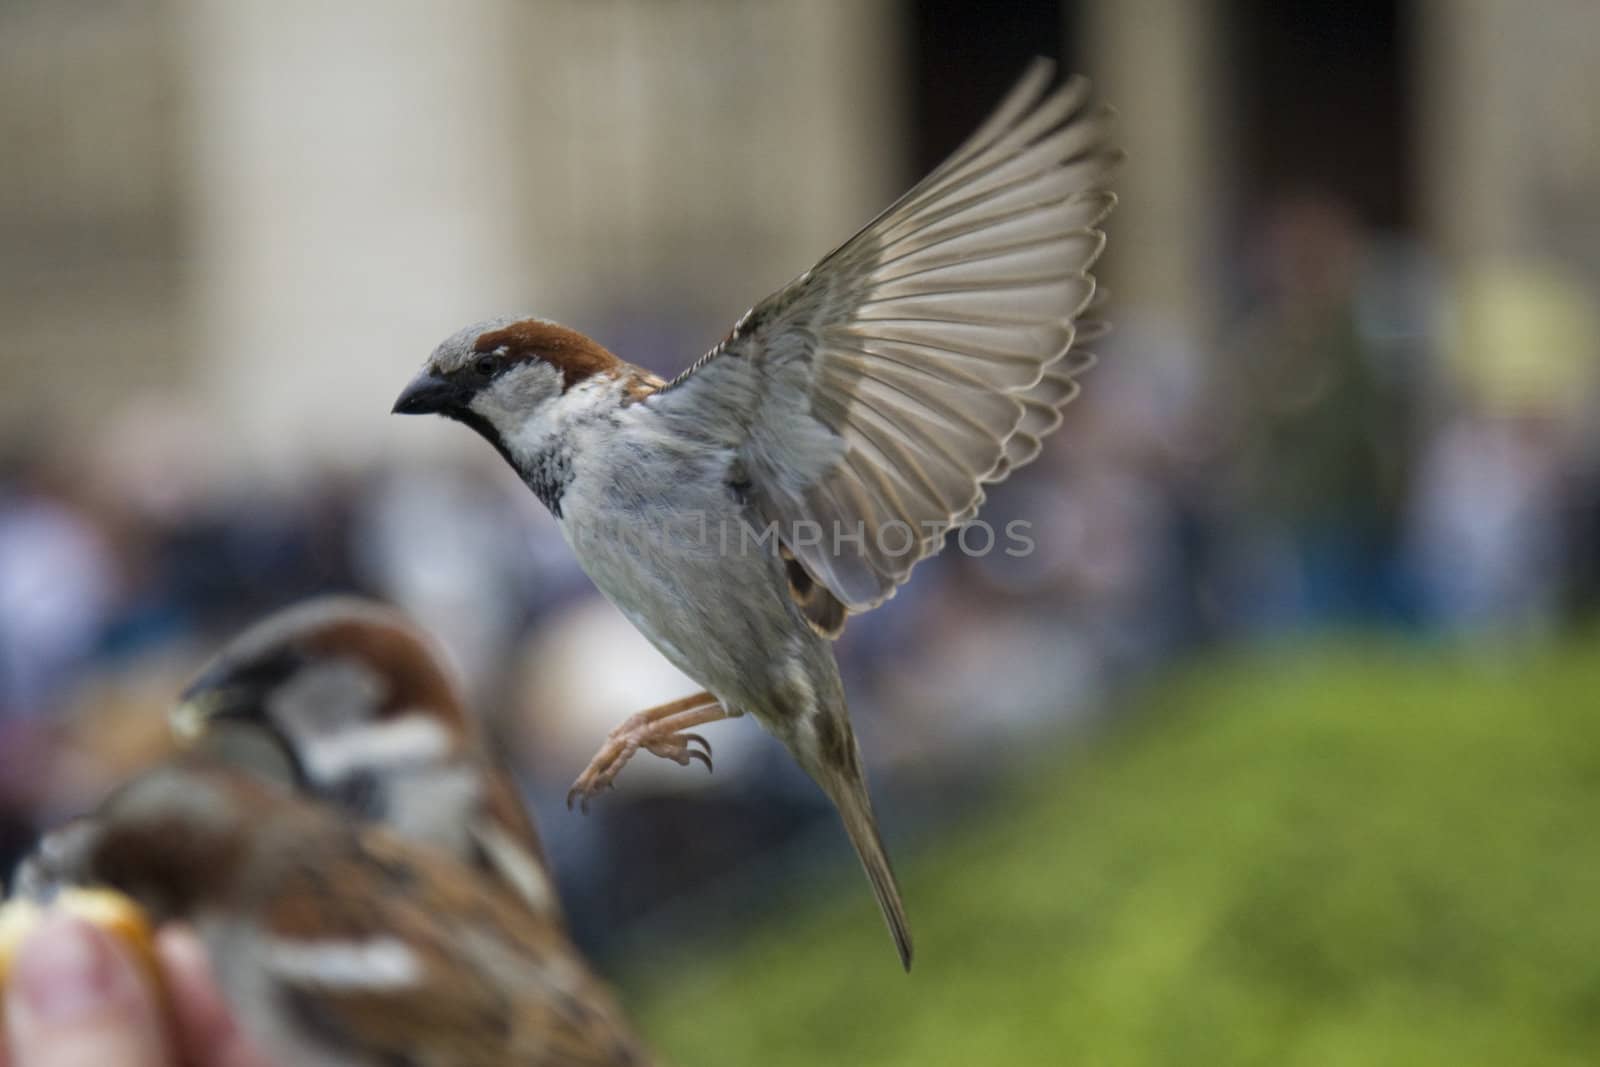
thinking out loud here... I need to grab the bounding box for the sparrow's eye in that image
[473,355,497,378]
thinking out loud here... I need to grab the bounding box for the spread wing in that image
[646,59,1118,614]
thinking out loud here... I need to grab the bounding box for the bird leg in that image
[567,692,730,811]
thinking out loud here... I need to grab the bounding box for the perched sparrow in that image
[393,59,1118,970]
[14,761,653,1066]
[172,596,561,920]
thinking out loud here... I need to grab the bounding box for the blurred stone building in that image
[2,0,1597,464]
[0,0,905,471]
[0,3,184,433]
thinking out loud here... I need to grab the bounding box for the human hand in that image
[2,914,272,1067]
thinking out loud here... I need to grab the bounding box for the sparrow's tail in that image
[814,745,914,971]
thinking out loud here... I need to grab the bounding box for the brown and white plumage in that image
[394,59,1117,970]
[16,763,652,1067]
[652,59,1117,611]
[174,596,562,921]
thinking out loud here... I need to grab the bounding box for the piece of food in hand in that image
[0,887,165,999]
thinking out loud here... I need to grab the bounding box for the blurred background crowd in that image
[3,1,1599,1063]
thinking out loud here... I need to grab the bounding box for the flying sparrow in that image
[13,760,653,1066]
[392,59,1118,970]
[171,596,562,921]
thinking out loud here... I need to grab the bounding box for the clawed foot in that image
[566,695,729,812]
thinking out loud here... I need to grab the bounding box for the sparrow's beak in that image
[391,372,462,416]
[170,687,305,786]
[169,686,247,746]
[170,657,269,746]
[169,699,209,745]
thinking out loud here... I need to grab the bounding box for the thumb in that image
[5,913,172,1067]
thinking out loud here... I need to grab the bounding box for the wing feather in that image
[649,58,1117,612]
[254,828,651,1067]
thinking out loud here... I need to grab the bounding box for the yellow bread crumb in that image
[0,889,164,1002]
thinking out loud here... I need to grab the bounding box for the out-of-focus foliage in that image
[629,638,1600,1066]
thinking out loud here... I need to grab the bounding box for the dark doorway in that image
[1224,0,1415,230]
[908,0,1075,176]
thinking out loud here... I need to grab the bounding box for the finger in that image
[156,928,274,1067]
[5,913,172,1067]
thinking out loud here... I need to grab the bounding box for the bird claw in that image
[566,768,619,813]
[642,732,714,774]
[565,720,718,812]
[665,731,712,764]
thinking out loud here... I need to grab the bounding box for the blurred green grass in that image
[625,638,1600,1066]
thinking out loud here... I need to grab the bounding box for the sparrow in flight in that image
[393,59,1118,970]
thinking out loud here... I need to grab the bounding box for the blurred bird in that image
[393,59,1118,970]
[14,761,653,1067]
[172,596,561,921]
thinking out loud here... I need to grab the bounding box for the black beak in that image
[392,372,463,415]
[170,683,257,744]
[173,645,303,739]
[170,683,308,786]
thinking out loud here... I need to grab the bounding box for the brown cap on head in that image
[24,762,261,920]
[292,606,466,729]
[177,596,469,737]
[473,319,622,390]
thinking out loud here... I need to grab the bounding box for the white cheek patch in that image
[384,764,480,848]
[471,361,563,437]
[276,660,387,732]
[264,936,423,991]
[299,713,452,784]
